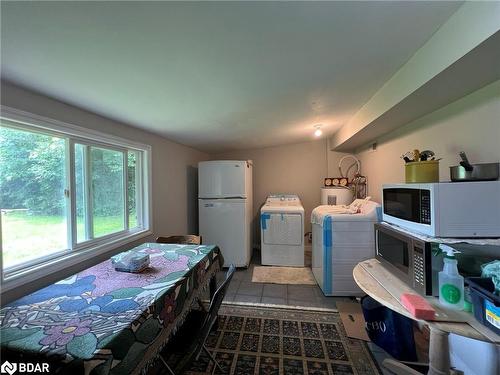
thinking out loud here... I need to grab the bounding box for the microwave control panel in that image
[413,246,425,290]
[420,190,431,225]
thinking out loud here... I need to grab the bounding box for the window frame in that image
[72,141,130,246]
[0,106,152,288]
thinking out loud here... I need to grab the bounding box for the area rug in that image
[184,304,381,375]
[252,266,316,285]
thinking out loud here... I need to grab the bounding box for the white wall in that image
[211,139,347,241]
[1,81,209,301]
[355,80,500,202]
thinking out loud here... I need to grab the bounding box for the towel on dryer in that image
[311,198,374,226]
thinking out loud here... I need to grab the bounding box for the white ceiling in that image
[1,1,462,152]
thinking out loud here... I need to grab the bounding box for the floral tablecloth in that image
[0,243,223,374]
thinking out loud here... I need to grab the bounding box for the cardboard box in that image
[337,301,370,341]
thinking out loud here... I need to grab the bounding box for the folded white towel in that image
[311,197,373,226]
[310,205,355,226]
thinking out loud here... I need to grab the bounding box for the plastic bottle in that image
[438,244,464,310]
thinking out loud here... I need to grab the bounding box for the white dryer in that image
[260,194,304,267]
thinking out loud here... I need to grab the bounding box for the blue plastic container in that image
[466,277,500,335]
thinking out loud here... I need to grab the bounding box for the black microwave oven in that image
[375,223,442,296]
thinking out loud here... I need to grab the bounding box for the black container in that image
[466,277,500,335]
[361,296,417,361]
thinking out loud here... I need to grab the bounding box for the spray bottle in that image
[438,244,464,310]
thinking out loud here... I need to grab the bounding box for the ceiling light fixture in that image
[314,125,323,137]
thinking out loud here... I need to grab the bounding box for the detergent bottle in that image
[438,244,464,310]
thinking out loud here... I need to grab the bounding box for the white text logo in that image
[1,362,17,375]
[0,361,50,374]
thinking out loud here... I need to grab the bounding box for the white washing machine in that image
[261,194,304,267]
[312,200,381,296]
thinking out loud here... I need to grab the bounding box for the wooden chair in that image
[159,265,236,375]
[155,235,202,245]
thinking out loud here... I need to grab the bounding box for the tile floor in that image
[212,251,352,309]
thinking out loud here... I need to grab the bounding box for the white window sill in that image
[1,229,152,296]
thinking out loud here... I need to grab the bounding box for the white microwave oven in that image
[382,181,500,238]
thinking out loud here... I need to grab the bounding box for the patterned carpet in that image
[183,304,381,375]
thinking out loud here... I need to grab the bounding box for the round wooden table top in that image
[353,262,489,342]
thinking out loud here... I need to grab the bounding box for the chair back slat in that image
[156,235,202,245]
[199,265,236,344]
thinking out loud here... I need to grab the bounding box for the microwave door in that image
[376,226,413,287]
[383,188,421,222]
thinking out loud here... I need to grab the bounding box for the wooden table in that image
[353,259,498,375]
[0,243,223,375]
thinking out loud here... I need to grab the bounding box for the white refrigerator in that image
[198,160,253,267]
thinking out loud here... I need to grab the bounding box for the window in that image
[75,144,127,241]
[0,127,68,268]
[0,110,151,279]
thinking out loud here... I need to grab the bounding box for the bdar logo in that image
[1,361,17,375]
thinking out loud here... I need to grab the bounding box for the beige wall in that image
[1,81,209,301]
[212,140,347,242]
[210,78,500,244]
[355,80,500,202]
